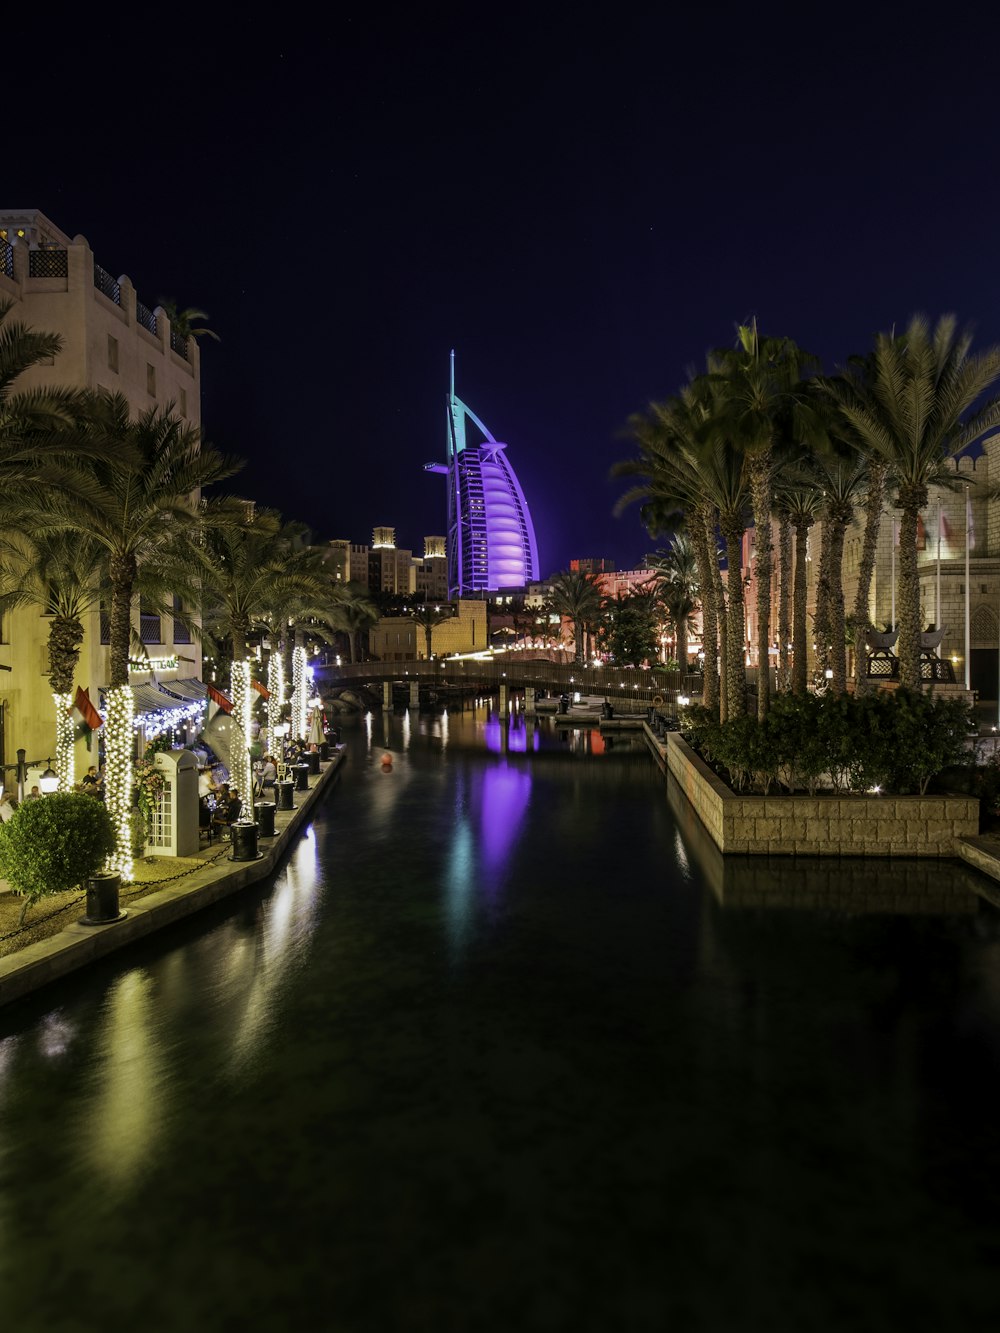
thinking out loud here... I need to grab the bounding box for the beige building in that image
[0,208,204,779]
[413,536,448,602]
[369,600,488,661]
[743,437,1000,697]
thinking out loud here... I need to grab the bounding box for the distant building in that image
[368,527,415,597]
[369,600,488,661]
[570,557,617,574]
[425,352,539,596]
[413,536,449,602]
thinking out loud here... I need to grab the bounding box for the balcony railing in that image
[28,249,67,278]
[0,238,12,279]
[170,327,189,360]
[136,299,157,334]
[93,262,121,305]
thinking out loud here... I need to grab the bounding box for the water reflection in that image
[666,774,985,913]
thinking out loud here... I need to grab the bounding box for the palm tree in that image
[712,325,818,718]
[778,484,824,696]
[647,535,699,669]
[545,570,604,663]
[0,530,106,789]
[830,317,1000,687]
[411,603,453,659]
[27,393,241,875]
[328,583,380,664]
[158,301,220,345]
[807,445,869,694]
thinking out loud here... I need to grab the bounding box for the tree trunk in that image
[109,552,138,688]
[676,616,688,673]
[749,455,773,721]
[720,515,746,718]
[48,615,84,695]
[826,510,850,694]
[792,516,812,696]
[852,464,886,693]
[813,519,835,681]
[897,489,925,689]
[777,514,792,693]
[694,507,719,714]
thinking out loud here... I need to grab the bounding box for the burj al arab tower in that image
[425,352,539,597]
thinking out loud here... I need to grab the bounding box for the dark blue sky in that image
[8,6,1000,573]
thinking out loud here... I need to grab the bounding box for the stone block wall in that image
[666,733,979,857]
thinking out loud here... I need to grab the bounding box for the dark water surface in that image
[2,707,1000,1332]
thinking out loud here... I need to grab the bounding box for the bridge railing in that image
[320,658,704,706]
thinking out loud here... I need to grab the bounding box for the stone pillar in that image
[409,681,420,709]
[382,679,392,709]
[499,684,508,716]
[524,686,535,715]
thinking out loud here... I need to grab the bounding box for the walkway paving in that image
[0,749,346,1009]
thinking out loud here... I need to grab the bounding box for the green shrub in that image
[681,689,975,796]
[0,792,116,923]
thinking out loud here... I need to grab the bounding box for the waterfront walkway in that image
[0,748,346,1009]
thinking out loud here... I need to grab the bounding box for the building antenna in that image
[450,348,455,401]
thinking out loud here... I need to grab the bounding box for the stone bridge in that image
[317,658,703,713]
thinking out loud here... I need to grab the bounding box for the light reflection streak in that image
[402,710,411,750]
[38,1011,75,1059]
[83,969,165,1186]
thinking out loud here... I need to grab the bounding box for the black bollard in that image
[81,872,126,925]
[230,822,262,862]
[275,781,295,810]
[254,801,276,837]
[293,763,310,792]
[307,751,321,775]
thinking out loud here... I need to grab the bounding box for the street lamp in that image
[39,761,59,795]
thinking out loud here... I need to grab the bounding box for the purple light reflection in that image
[477,763,532,882]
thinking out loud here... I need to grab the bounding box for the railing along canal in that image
[320,659,703,710]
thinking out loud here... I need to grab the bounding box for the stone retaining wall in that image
[666,732,979,857]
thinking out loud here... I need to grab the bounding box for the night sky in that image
[8,8,999,574]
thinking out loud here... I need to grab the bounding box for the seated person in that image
[260,755,277,792]
[81,765,104,796]
[199,796,214,838]
[212,788,243,835]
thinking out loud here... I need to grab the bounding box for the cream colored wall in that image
[370,600,488,660]
[0,210,203,774]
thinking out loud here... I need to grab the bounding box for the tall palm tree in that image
[411,603,453,659]
[807,445,868,694]
[830,315,1000,688]
[28,394,241,875]
[779,484,824,696]
[647,535,699,669]
[544,570,604,663]
[0,530,105,789]
[712,325,817,718]
[328,586,380,664]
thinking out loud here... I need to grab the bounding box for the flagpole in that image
[966,484,972,691]
[891,518,896,630]
[936,499,942,630]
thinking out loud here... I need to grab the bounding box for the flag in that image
[251,679,271,700]
[207,683,232,714]
[70,686,103,731]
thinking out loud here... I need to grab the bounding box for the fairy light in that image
[230,659,252,798]
[267,650,285,749]
[292,646,307,740]
[104,684,134,881]
[53,691,75,790]
[135,700,206,741]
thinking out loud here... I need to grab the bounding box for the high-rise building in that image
[425,352,539,597]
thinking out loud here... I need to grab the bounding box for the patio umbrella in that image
[307,709,325,746]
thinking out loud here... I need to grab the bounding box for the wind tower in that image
[425,351,539,596]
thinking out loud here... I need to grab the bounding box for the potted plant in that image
[0,792,116,925]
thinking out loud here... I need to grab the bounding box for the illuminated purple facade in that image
[425,353,539,596]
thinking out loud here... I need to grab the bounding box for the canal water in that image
[2,706,1000,1332]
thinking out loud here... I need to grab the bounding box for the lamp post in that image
[39,760,59,795]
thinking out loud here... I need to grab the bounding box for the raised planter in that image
[666,732,979,857]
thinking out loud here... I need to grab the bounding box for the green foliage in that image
[681,689,974,796]
[597,591,659,665]
[0,792,115,920]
